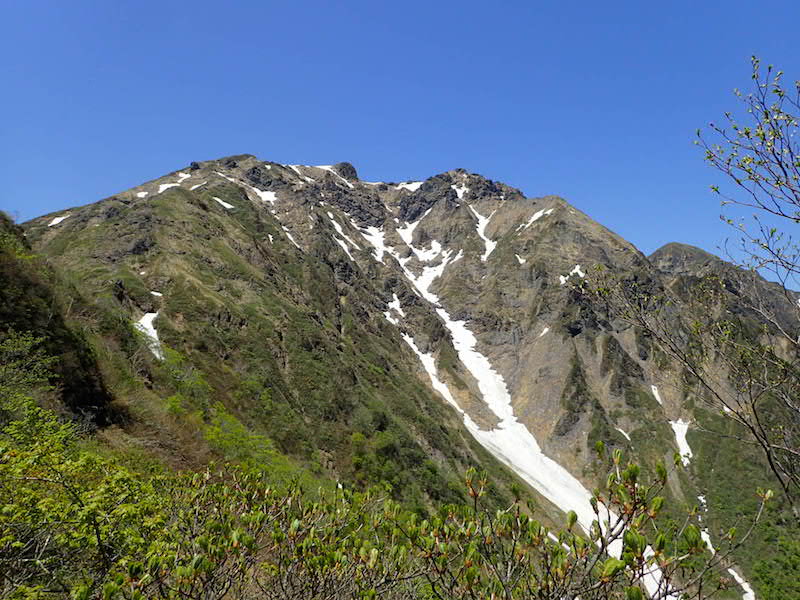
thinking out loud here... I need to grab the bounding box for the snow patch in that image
[700,529,716,554]
[213,197,234,209]
[150,291,163,297]
[281,226,301,250]
[327,212,361,250]
[190,181,207,191]
[384,295,405,326]
[615,427,632,441]
[332,236,356,261]
[669,418,693,466]
[559,265,585,285]
[515,254,527,264]
[451,184,469,200]
[177,172,190,182]
[651,384,663,405]
[388,294,405,317]
[396,181,424,192]
[134,312,164,360]
[467,205,497,261]
[158,183,180,193]
[254,189,277,204]
[411,240,442,262]
[727,568,756,600]
[267,234,274,244]
[47,214,70,227]
[396,209,432,249]
[517,207,554,231]
[136,191,148,198]
[360,226,387,263]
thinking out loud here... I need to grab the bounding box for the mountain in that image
[15,154,799,597]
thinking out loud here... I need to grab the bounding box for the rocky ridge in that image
[22,154,793,598]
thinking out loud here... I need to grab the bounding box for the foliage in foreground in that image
[1,332,767,599]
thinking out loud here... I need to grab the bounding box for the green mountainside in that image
[3,155,798,597]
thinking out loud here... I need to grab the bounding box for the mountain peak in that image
[648,242,723,276]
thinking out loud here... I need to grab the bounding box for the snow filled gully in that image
[386,228,676,598]
[428,309,676,598]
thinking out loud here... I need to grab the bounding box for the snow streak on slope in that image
[517,207,553,231]
[669,419,693,466]
[213,197,234,209]
[696,507,756,599]
[727,569,756,600]
[332,236,355,261]
[651,385,663,405]
[48,214,70,227]
[467,205,497,261]
[281,226,302,250]
[387,221,674,598]
[396,181,424,192]
[360,226,386,263]
[327,212,361,250]
[388,294,405,317]
[400,333,478,429]
[134,312,164,360]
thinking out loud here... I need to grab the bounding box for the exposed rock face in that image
[333,162,358,181]
[22,154,790,591]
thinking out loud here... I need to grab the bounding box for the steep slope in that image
[0,213,118,425]
[21,154,796,597]
[21,158,529,513]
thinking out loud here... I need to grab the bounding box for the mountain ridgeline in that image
[13,155,800,597]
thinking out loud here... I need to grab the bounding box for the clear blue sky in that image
[3,0,799,257]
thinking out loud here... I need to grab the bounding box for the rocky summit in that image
[16,154,799,597]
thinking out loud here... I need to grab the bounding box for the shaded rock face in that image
[333,162,358,181]
[20,154,794,581]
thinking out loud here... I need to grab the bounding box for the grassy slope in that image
[18,182,524,513]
